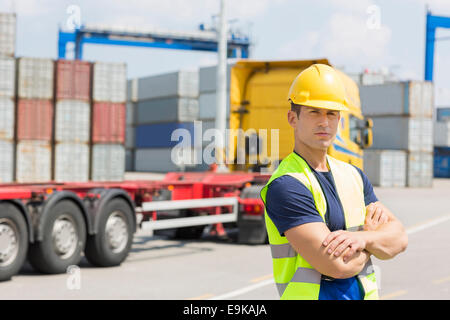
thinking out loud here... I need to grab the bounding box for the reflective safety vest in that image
[260,152,379,300]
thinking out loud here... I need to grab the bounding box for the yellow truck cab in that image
[227,59,373,172]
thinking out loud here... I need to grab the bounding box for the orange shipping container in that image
[56,59,91,101]
[92,102,126,143]
[17,99,53,141]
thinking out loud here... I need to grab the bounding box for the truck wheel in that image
[28,200,86,274]
[84,198,134,267]
[0,203,28,281]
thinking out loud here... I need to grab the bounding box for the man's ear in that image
[287,110,298,129]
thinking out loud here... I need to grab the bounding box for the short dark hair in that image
[291,103,302,118]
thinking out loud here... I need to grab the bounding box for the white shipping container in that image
[127,78,138,102]
[363,150,406,187]
[0,57,15,97]
[54,143,89,182]
[136,70,199,100]
[55,100,90,143]
[407,152,433,188]
[18,57,54,99]
[136,97,199,124]
[91,144,125,181]
[0,139,14,183]
[0,13,16,57]
[199,91,230,120]
[0,97,14,140]
[370,117,433,152]
[93,62,127,103]
[16,140,51,183]
[434,121,450,147]
[199,63,234,93]
[360,81,433,117]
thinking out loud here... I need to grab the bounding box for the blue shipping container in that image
[135,122,196,148]
[434,146,450,178]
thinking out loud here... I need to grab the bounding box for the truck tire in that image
[28,200,86,274]
[84,198,134,267]
[0,203,28,281]
[238,185,268,244]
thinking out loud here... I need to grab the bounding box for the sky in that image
[1,0,450,106]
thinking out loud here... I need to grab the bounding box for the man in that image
[260,64,408,300]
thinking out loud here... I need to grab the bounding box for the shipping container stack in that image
[91,62,127,181]
[54,60,92,182]
[360,81,434,187]
[131,70,200,172]
[0,13,16,182]
[433,107,450,178]
[16,57,54,182]
[198,63,235,168]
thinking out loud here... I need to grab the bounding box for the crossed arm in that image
[284,201,408,279]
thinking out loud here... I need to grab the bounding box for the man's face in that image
[288,105,341,151]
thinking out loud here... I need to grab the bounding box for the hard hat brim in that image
[291,99,349,112]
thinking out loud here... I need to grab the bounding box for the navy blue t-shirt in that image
[265,152,378,300]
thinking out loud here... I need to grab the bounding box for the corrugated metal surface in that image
[92,102,126,143]
[135,122,195,148]
[0,97,14,140]
[363,150,406,187]
[93,62,127,102]
[0,57,15,97]
[55,100,90,143]
[199,63,233,93]
[16,140,52,182]
[434,147,450,178]
[91,144,125,181]
[406,151,433,187]
[434,121,450,147]
[56,59,91,101]
[135,147,199,172]
[370,117,433,152]
[136,97,199,124]
[54,142,89,182]
[17,99,53,141]
[136,70,199,100]
[0,13,16,57]
[18,57,54,99]
[199,92,230,120]
[0,140,14,183]
[360,81,433,117]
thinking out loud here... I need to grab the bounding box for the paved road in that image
[1,179,450,300]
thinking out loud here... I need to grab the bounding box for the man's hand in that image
[364,202,389,231]
[322,230,367,263]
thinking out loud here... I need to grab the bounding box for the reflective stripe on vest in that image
[260,152,379,300]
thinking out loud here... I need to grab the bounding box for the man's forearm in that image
[361,220,408,260]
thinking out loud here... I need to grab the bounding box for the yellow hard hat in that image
[288,64,349,111]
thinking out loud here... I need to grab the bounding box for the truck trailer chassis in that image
[0,171,269,281]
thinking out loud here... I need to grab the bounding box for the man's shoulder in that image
[267,175,312,200]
